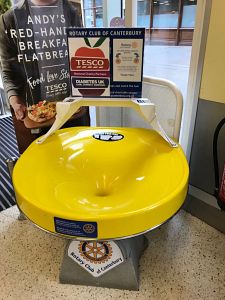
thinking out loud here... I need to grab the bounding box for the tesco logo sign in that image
[76,58,105,68]
[71,56,109,71]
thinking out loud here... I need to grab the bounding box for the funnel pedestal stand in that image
[60,235,148,291]
[9,97,189,291]
[7,158,147,290]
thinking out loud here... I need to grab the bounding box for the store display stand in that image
[7,158,148,291]
[8,97,188,291]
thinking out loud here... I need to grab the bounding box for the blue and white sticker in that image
[54,217,97,238]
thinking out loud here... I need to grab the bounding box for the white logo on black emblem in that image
[93,132,124,142]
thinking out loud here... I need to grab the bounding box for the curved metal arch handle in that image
[36,97,177,147]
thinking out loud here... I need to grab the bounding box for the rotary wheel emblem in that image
[83,224,95,234]
[79,241,112,264]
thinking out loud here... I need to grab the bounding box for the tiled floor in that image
[1,206,225,300]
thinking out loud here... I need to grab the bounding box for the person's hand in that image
[9,96,26,120]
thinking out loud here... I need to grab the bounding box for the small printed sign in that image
[113,38,143,82]
[67,28,145,98]
[54,217,97,238]
[68,241,124,277]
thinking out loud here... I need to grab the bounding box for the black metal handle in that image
[213,117,225,197]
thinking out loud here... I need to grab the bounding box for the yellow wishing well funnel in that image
[12,98,189,240]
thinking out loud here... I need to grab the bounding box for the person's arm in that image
[9,95,27,120]
[0,12,26,120]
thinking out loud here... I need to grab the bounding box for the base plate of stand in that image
[60,235,148,290]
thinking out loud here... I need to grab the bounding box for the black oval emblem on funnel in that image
[93,132,124,142]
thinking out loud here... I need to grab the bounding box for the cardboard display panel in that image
[67,28,145,99]
[0,0,89,153]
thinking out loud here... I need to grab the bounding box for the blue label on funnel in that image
[54,217,97,238]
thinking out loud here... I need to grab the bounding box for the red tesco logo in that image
[71,57,109,71]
